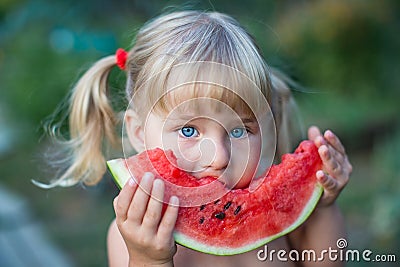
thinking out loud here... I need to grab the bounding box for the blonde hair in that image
[42,11,300,187]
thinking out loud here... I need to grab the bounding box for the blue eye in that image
[230,128,247,138]
[179,126,199,138]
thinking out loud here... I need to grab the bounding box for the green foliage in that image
[1,0,399,266]
[369,126,400,249]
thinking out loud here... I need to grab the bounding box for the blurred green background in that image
[0,0,399,266]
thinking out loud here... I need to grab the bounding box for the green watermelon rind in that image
[173,183,323,255]
[107,157,324,255]
[107,158,130,189]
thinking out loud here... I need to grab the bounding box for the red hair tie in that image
[116,48,128,70]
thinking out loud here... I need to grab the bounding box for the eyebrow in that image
[241,117,257,124]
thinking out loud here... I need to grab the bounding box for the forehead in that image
[154,62,268,117]
[163,85,250,116]
[163,94,255,124]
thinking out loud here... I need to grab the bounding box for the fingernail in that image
[153,179,163,188]
[128,177,136,187]
[170,196,179,206]
[319,145,328,155]
[316,170,325,179]
[318,136,326,145]
[142,172,154,184]
[325,130,334,138]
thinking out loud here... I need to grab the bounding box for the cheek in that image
[142,121,163,150]
[175,140,203,171]
[231,135,262,187]
[235,134,262,166]
[233,150,259,185]
[157,135,202,172]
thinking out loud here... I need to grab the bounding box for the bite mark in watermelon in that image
[107,140,323,255]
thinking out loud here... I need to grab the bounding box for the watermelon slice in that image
[107,140,323,255]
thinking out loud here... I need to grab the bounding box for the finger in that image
[157,196,179,241]
[127,172,154,224]
[318,145,343,178]
[326,142,345,165]
[316,170,338,192]
[142,179,165,231]
[114,178,138,222]
[308,125,322,141]
[324,130,346,155]
[315,135,327,148]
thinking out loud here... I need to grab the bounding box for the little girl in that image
[48,11,352,266]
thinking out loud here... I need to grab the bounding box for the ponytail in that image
[38,55,121,187]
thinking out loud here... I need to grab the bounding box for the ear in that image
[125,109,145,152]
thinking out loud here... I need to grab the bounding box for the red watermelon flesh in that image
[107,140,323,255]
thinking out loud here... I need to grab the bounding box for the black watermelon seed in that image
[199,217,205,224]
[234,206,241,215]
[214,199,221,204]
[200,205,206,211]
[214,212,226,220]
[223,201,232,210]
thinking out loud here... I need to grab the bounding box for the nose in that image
[200,136,230,171]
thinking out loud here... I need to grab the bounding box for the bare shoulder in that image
[107,219,129,267]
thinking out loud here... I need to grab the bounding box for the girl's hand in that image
[114,172,179,267]
[308,126,352,207]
